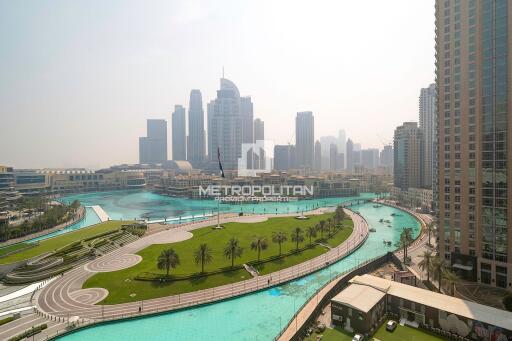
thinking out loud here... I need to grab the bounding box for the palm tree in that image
[157,249,180,277]
[194,243,213,273]
[272,231,287,256]
[443,269,459,296]
[306,226,317,245]
[250,236,268,262]
[432,256,449,293]
[418,250,433,282]
[395,227,413,263]
[394,233,406,263]
[327,217,333,235]
[291,227,304,252]
[223,237,243,267]
[426,221,435,246]
[318,220,326,238]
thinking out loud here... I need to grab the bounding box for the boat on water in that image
[379,218,384,223]
[373,204,382,208]
[369,228,377,232]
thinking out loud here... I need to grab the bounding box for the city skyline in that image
[0,0,435,169]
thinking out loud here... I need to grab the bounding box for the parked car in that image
[352,334,364,341]
[386,320,398,332]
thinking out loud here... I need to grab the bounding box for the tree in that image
[335,206,345,224]
[306,226,317,245]
[426,221,435,247]
[250,236,268,262]
[194,243,213,273]
[318,220,326,238]
[443,269,459,296]
[157,249,180,277]
[395,227,413,263]
[329,217,335,235]
[291,227,304,252]
[418,250,433,282]
[223,237,243,267]
[432,256,449,293]
[272,231,287,256]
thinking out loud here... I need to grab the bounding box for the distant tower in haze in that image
[346,138,354,172]
[329,144,339,171]
[172,105,187,160]
[208,78,244,170]
[139,119,167,164]
[380,145,393,170]
[314,140,322,171]
[187,89,205,165]
[241,97,254,144]
[338,129,346,169]
[295,111,314,169]
[254,118,264,141]
[419,83,436,189]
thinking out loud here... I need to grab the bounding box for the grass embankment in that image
[0,221,133,265]
[84,213,353,304]
[0,243,32,258]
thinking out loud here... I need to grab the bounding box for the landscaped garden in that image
[0,199,81,242]
[305,322,448,341]
[0,220,134,265]
[84,208,354,304]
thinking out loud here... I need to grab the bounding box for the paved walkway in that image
[19,209,367,340]
[89,205,110,222]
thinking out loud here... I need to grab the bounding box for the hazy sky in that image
[0,0,435,169]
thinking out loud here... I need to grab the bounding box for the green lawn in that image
[305,323,447,341]
[373,322,447,341]
[84,214,353,304]
[304,326,353,340]
[0,243,31,258]
[0,221,133,265]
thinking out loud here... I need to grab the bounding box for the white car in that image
[352,334,364,341]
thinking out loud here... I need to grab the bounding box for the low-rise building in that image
[331,274,512,339]
[44,169,145,193]
[391,187,433,212]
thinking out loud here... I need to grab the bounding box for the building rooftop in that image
[350,274,512,331]
[332,283,385,313]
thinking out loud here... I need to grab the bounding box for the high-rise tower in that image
[436,0,511,287]
[172,105,186,160]
[187,90,205,165]
[295,111,314,169]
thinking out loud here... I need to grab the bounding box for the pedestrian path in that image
[0,277,56,303]
[89,205,110,222]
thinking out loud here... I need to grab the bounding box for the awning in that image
[452,263,473,271]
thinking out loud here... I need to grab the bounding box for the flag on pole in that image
[217,147,225,178]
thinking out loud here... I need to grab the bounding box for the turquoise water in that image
[61,190,376,221]
[27,207,101,243]
[57,202,419,341]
